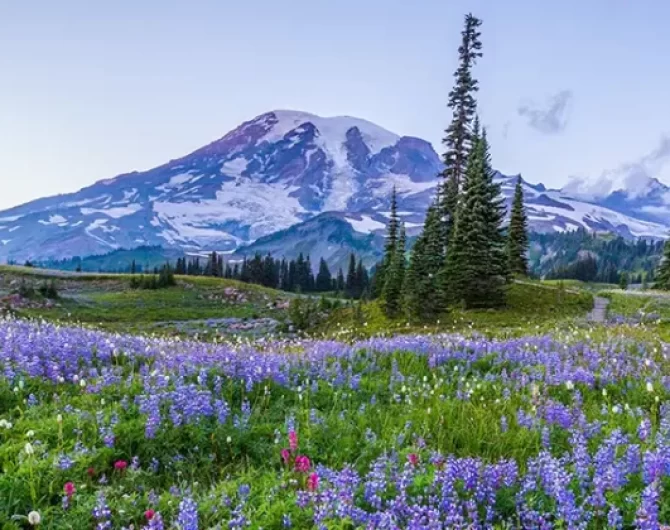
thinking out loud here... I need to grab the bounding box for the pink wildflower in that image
[281,448,290,465]
[307,472,319,491]
[408,453,419,466]
[145,509,156,521]
[64,481,75,498]
[114,460,128,471]
[294,455,311,473]
[288,431,298,452]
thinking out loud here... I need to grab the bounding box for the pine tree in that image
[441,13,483,241]
[442,125,506,309]
[130,259,137,275]
[656,240,670,289]
[374,186,400,298]
[346,254,358,299]
[336,268,345,293]
[381,223,406,317]
[506,176,529,276]
[403,203,445,320]
[356,258,369,299]
[315,258,333,292]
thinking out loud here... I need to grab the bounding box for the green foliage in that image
[403,203,445,320]
[15,279,36,299]
[536,231,662,283]
[619,271,629,290]
[506,176,529,276]
[441,13,483,238]
[322,281,593,338]
[288,297,320,330]
[380,209,406,318]
[374,186,400,299]
[656,240,670,290]
[315,258,332,292]
[129,264,176,290]
[37,280,59,299]
[442,126,507,309]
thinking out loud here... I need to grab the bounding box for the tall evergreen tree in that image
[336,268,345,293]
[506,176,529,276]
[374,186,400,298]
[656,240,670,289]
[346,254,358,299]
[403,203,445,320]
[381,223,406,317]
[441,13,483,241]
[442,125,506,309]
[356,258,369,299]
[315,258,333,292]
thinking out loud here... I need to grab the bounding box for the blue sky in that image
[1,0,669,209]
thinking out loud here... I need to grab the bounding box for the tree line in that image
[372,13,529,320]
[537,231,663,285]
[145,251,370,298]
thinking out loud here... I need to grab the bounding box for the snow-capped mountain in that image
[0,109,668,264]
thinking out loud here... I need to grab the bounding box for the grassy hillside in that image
[320,281,594,338]
[0,265,292,336]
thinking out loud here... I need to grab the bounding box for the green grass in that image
[320,281,594,338]
[7,272,291,334]
[541,279,618,292]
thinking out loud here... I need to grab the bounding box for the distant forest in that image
[530,230,664,284]
[25,229,668,293]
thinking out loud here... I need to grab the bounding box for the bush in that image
[16,279,35,299]
[38,280,59,299]
[288,297,323,331]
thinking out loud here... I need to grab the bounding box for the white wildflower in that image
[27,511,41,525]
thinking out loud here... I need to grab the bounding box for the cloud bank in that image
[562,136,670,200]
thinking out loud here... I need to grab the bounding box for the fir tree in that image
[441,13,483,240]
[506,176,529,276]
[336,268,345,293]
[403,203,445,320]
[356,258,369,299]
[656,240,670,289]
[374,186,400,298]
[381,223,406,317]
[442,125,506,309]
[315,258,333,292]
[345,254,358,299]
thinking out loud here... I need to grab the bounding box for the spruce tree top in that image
[442,13,483,190]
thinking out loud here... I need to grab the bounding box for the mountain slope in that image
[0,109,668,265]
[0,110,439,262]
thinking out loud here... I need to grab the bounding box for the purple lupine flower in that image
[176,496,198,530]
[635,481,661,530]
[92,491,112,530]
[639,418,652,442]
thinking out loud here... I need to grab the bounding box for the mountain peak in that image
[251,110,401,158]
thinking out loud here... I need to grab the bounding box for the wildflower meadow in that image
[1,317,670,528]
